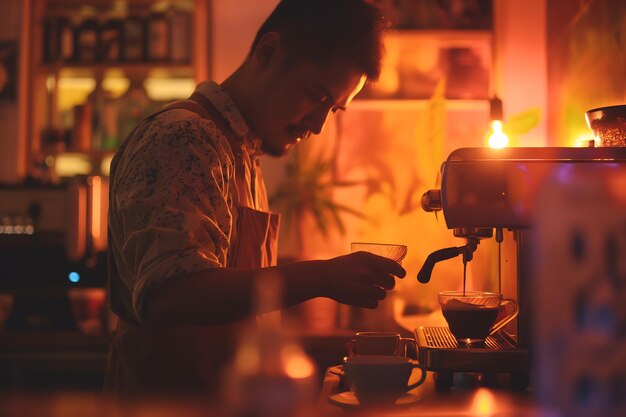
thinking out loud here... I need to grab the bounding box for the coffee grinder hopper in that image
[415,146,626,389]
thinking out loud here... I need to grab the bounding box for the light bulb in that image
[486,96,509,148]
[487,120,509,148]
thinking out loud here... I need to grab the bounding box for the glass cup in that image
[585,104,626,147]
[438,291,518,346]
[351,242,407,265]
[342,243,408,330]
[347,331,417,357]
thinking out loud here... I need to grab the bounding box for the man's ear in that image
[253,32,281,70]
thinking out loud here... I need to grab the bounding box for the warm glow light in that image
[487,120,509,148]
[57,77,96,111]
[101,154,114,176]
[90,176,102,243]
[282,345,315,379]
[471,388,496,415]
[46,75,56,92]
[102,77,130,97]
[55,153,92,177]
[67,184,87,261]
[574,133,596,147]
[144,78,196,101]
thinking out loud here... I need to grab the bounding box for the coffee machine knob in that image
[421,189,442,212]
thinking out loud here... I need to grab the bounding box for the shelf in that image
[38,62,194,77]
[45,0,166,7]
[351,99,489,111]
[386,29,492,40]
[24,0,211,175]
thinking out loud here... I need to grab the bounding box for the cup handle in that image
[399,337,417,357]
[489,298,519,336]
[406,362,427,390]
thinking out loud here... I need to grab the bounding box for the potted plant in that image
[270,141,369,259]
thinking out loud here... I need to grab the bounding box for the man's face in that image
[251,56,367,157]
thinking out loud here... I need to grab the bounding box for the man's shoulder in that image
[140,107,232,154]
[149,106,218,132]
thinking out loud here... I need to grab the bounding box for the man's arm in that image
[144,251,406,326]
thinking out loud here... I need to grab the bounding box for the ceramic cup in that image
[439,291,518,346]
[343,355,426,407]
[347,331,416,357]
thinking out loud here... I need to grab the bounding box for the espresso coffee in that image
[439,291,519,345]
[442,306,499,341]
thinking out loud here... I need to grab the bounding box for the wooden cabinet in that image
[23,0,211,177]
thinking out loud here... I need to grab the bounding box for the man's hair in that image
[249,0,387,80]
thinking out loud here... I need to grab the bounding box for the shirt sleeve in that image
[111,114,234,321]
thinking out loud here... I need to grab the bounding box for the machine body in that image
[416,146,626,389]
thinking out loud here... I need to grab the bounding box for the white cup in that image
[343,355,426,406]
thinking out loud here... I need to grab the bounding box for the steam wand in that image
[417,239,479,283]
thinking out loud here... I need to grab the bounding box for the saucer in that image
[328,390,420,409]
[328,365,344,376]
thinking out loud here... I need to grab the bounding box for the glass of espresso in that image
[439,291,518,346]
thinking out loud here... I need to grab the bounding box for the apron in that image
[104,93,281,397]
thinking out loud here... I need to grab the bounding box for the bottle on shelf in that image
[146,8,171,62]
[82,76,118,151]
[168,5,192,63]
[116,75,155,142]
[42,14,75,64]
[70,104,93,152]
[59,15,75,63]
[42,15,61,63]
[73,7,99,63]
[122,13,146,62]
[99,11,124,63]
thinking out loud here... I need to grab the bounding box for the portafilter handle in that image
[417,246,463,283]
[416,238,480,283]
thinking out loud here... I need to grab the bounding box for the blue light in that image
[68,272,80,283]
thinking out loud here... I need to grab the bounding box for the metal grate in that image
[423,327,517,350]
[425,327,457,348]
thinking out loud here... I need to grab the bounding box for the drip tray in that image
[415,326,530,374]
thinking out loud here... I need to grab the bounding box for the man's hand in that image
[319,251,407,308]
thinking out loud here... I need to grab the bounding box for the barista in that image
[105,0,405,396]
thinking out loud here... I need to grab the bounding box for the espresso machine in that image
[414,146,626,390]
[0,175,109,330]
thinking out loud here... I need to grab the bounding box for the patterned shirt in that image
[107,81,267,322]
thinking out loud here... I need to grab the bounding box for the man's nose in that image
[307,107,331,135]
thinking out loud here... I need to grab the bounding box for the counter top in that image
[318,366,551,416]
[0,321,554,416]
[0,371,553,417]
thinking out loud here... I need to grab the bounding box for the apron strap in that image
[188,92,258,208]
[159,93,256,208]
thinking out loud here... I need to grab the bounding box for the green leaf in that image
[505,108,541,135]
[269,145,379,238]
